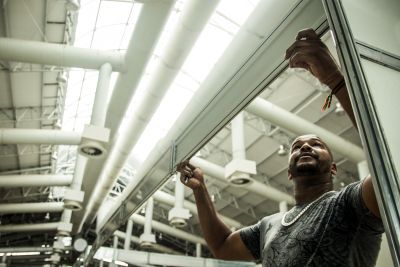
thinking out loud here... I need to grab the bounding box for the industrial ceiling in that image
[0,0,363,266]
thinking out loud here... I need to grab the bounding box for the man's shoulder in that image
[259,212,284,226]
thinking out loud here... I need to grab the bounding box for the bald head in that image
[291,134,333,159]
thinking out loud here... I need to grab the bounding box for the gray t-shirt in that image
[240,181,384,267]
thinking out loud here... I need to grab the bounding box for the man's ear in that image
[331,162,337,176]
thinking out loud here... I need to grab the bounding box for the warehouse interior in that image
[0,0,398,266]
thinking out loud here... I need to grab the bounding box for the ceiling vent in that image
[139,233,156,250]
[225,159,256,186]
[63,189,84,211]
[78,125,110,159]
[277,145,288,156]
[168,207,191,228]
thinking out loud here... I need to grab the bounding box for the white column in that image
[92,63,112,127]
[123,220,133,250]
[279,201,288,212]
[144,197,154,235]
[231,112,246,160]
[196,243,202,258]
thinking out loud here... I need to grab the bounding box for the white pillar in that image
[139,197,156,246]
[279,201,288,212]
[196,243,202,258]
[168,174,191,227]
[92,63,112,127]
[123,220,133,250]
[231,112,246,160]
[144,198,154,235]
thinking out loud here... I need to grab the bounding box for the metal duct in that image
[0,202,64,214]
[0,247,54,253]
[0,129,81,145]
[114,231,181,255]
[78,0,176,232]
[190,157,295,204]
[154,191,242,229]
[0,175,72,187]
[246,98,365,163]
[131,214,206,245]
[0,222,60,233]
[0,38,125,71]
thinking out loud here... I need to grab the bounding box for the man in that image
[177,29,383,267]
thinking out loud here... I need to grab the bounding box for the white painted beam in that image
[0,202,64,214]
[0,175,72,187]
[0,129,81,145]
[0,38,125,71]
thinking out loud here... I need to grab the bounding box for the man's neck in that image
[292,174,333,205]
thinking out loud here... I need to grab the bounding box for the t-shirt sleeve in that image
[239,221,261,259]
[339,180,384,233]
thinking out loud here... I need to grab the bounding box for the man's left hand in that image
[285,28,343,89]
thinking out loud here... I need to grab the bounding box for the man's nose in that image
[300,143,312,151]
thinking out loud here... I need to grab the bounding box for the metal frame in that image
[356,41,400,72]
[82,0,330,264]
[322,0,400,265]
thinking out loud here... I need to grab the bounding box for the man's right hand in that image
[176,160,205,190]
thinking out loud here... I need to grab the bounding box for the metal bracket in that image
[170,140,178,173]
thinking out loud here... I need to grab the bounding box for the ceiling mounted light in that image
[335,102,345,116]
[277,145,287,156]
[56,72,68,84]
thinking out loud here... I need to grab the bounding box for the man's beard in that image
[289,159,319,176]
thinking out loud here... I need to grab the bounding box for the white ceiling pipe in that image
[92,63,113,127]
[106,0,218,133]
[69,61,112,233]
[114,231,182,255]
[123,220,133,250]
[81,0,217,230]
[0,175,72,187]
[231,112,246,160]
[0,202,64,214]
[0,222,60,233]
[79,0,175,230]
[153,191,242,229]
[0,129,81,145]
[190,157,295,204]
[174,177,185,210]
[105,0,176,133]
[0,38,125,71]
[143,197,154,236]
[130,214,206,245]
[246,98,365,163]
[196,243,201,258]
[0,247,53,253]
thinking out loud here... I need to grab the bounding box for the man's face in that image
[288,134,335,179]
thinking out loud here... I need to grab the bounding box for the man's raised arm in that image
[285,28,381,218]
[177,161,255,260]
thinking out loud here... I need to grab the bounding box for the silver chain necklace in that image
[281,191,334,227]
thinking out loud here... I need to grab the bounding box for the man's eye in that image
[292,146,300,150]
[313,143,322,147]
